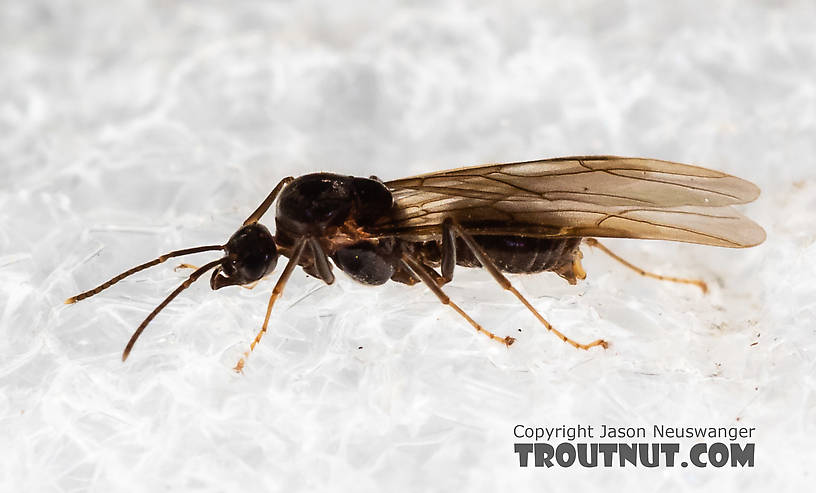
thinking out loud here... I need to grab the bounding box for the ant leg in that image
[401,252,515,346]
[234,238,307,373]
[449,222,607,351]
[243,176,295,226]
[584,238,708,293]
[441,218,457,282]
[406,258,447,287]
[308,237,335,285]
[420,262,448,287]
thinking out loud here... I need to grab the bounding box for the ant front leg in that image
[234,239,307,372]
[243,176,294,226]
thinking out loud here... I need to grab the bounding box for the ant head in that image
[211,223,278,290]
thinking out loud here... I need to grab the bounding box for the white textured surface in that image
[1,0,814,491]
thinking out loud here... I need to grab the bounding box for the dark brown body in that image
[283,231,586,290]
[266,173,586,289]
[406,236,584,283]
[66,157,764,363]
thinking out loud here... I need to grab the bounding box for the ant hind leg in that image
[584,238,708,293]
[448,221,608,351]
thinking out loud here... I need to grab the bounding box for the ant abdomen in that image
[333,240,397,285]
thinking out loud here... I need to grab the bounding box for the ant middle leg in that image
[243,176,294,226]
[401,253,515,346]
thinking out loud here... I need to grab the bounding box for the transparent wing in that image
[374,156,765,248]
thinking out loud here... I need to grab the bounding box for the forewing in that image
[375,156,765,248]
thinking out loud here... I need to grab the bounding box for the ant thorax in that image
[271,173,398,285]
[274,173,393,238]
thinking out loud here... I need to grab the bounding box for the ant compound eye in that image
[238,249,278,281]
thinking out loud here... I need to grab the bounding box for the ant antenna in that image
[65,245,225,304]
[122,258,223,361]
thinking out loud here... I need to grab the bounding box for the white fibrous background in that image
[1,1,814,491]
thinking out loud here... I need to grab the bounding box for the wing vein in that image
[378,156,764,248]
